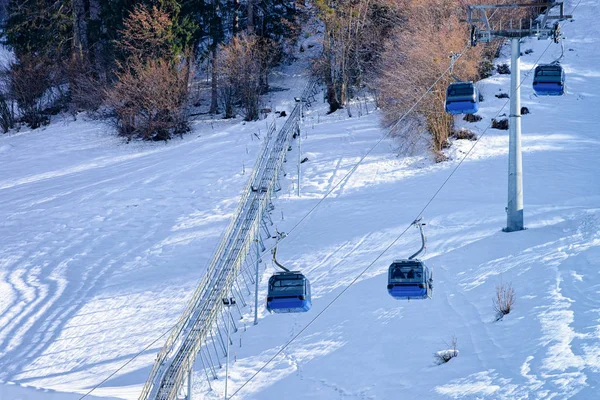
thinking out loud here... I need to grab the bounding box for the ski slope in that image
[1,0,599,398]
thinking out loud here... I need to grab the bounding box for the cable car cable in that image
[77,44,468,398]
[251,42,472,266]
[82,0,582,392]
[79,37,543,400]
[78,327,173,399]
[228,32,569,398]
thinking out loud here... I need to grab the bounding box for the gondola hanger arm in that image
[408,219,427,260]
[272,229,290,273]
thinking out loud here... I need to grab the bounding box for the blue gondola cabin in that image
[266,272,312,313]
[533,64,565,96]
[387,260,432,300]
[445,82,479,115]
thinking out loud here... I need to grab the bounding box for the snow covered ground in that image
[1,0,599,399]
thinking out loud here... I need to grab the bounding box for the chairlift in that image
[266,232,312,313]
[387,219,433,300]
[533,64,565,96]
[445,82,479,115]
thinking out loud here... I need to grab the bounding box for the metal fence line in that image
[139,80,319,400]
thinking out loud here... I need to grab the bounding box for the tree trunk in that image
[233,0,239,35]
[326,85,340,113]
[247,0,254,34]
[323,29,340,113]
[88,0,104,80]
[72,0,88,61]
[210,46,219,114]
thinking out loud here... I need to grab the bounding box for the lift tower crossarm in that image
[467,2,570,43]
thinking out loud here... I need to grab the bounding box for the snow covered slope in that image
[1,0,598,399]
[205,1,600,399]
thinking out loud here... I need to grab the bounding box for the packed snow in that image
[1,0,599,399]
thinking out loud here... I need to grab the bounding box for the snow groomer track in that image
[139,81,319,400]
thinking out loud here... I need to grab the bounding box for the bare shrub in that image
[491,118,509,130]
[463,114,482,123]
[434,336,459,364]
[66,59,107,113]
[493,282,515,320]
[8,56,53,129]
[451,128,477,141]
[106,58,190,140]
[391,115,431,156]
[434,151,449,163]
[497,63,510,74]
[218,35,273,121]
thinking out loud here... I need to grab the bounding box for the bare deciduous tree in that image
[218,35,274,121]
[377,0,540,155]
[315,0,399,113]
[378,0,484,154]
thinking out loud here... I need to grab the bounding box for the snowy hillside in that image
[1,0,599,399]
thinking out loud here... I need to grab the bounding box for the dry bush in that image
[218,35,272,121]
[390,114,431,156]
[66,59,107,113]
[463,113,482,123]
[497,63,510,75]
[451,128,477,141]
[106,58,190,140]
[377,0,484,153]
[434,336,459,364]
[491,118,508,130]
[434,151,449,163]
[8,56,54,129]
[493,282,515,320]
